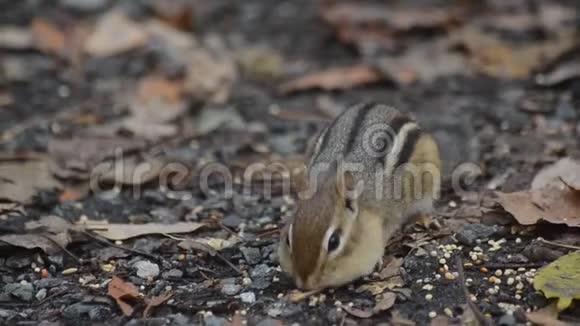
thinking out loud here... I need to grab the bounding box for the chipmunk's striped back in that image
[307,102,435,207]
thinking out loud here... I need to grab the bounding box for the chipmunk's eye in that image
[327,229,341,252]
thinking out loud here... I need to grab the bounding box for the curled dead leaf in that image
[85,11,148,57]
[143,292,172,318]
[343,292,396,319]
[79,219,204,241]
[108,276,139,316]
[279,65,384,94]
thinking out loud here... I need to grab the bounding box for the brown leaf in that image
[151,0,194,30]
[356,276,405,295]
[526,303,569,326]
[108,276,139,316]
[48,135,147,175]
[91,156,166,186]
[343,292,397,319]
[279,65,384,94]
[123,75,188,140]
[496,185,580,227]
[79,220,205,241]
[379,256,404,279]
[184,44,237,104]
[31,19,66,56]
[0,156,62,203]
[496,158,580,227]
[0,234,67,255]
[143,292,172,318]
[85,11,148,57]
[129,75,187,123]
[453,25,577,79]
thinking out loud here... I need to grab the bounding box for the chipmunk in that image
[278,102,441,290]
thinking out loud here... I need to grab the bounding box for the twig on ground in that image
[466,262,545,270]
[41,235,82,264]
[80,230,163,263]
[539,238,580,251]
[256,227,280,238]
[456,256,493,326]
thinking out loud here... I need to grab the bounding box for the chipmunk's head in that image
[278,169,384,290]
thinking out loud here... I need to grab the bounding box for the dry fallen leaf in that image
[143,292,172,318]
[80,220,204,241]
[379,256,404,279]
[356,276,405,295]
[343,292,396,319]
[321,2,465,51]
[151,0,194,30]
[48,135,147,176]
[0,156,62,203]
[85,11,148,57]
[123,75,188,140]
[0,234,68,255]
[91,156,166,186]
[31,19,67,57]
[453,26,577,79]
[496,158,580,227]
[496,185,580,227]
[526,303,569,326]
[279,65,384,94]
[184,44,237,104]
[108,276,139,316]
[129,75,187,123]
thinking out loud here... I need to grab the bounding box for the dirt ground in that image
[0,0,580,325]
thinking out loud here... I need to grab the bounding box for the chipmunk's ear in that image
[336,170,360,218]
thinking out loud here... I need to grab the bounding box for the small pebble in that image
[507,277,515,286]
[438,258,446,265]
[469,294,477,302]
[430,251,438,257]
[516,282,524,290]
[444,272,456,280]
[425,293,433,300]
[494,270,503,277]
[480,267,488,273]
[240,292,256,304]
[515,238,522,244]
[428,311,437,318]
